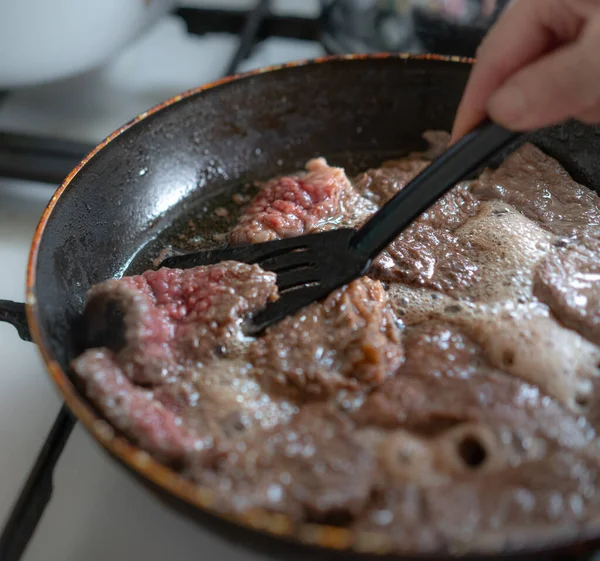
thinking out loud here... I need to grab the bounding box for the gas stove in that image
[0,2,506,561]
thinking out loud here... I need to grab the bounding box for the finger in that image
[451,0,584,142]
[487,16,600,130]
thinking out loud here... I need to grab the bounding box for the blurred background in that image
[0,2,510,561]
[0,0,511,181]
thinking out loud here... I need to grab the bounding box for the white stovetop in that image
[0,2,323,560]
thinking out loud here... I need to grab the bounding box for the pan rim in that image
[26,52,595,558]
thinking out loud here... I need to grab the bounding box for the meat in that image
[358,132,479,294]
[457,310,600,414]
[354,130,450,206]
[359,449,600,554]
[152,360,297,440]
[72,262,287,459]
[72,350,203,462]
[72,134,600,555]
[250,277,403,398]
[450,201,553,301]
[398,321,483,379]
[534,239,600,345]
[472,143,600,238]
[421,449,600,552]
[354,321,594,448]
[352,321,598,552]
[354,157,430,207]
[369,183,481,292]
[230,157,375,245]
[193,404,375,521]
[374,198,553,301]
[78,262,278,385]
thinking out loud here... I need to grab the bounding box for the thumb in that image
[488,17,600,131]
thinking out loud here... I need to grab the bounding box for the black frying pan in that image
[1,54,600,561]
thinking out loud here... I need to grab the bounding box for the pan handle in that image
[0,132,94,185]
[0,300,31,342]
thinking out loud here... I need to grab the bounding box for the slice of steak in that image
[353,321,594,449]
[194,403,375,522]
[456,309,600,415]
[534,239,600,346]
[230,157,376,245]
[250,277,403,398]
[353,130,450,206]
[354,157,430,207]
[77,261,277,385]
[152,360,297,440]
[353,324,600,553]
[396,299,600,417]
[369,183,481,291]
[72,262,288,461]
[372,220,479,292]
[401,320,483,379]
[472,142,600,238]
[356,447,600,555]
[353,318,600,553]
[356,369,593,449]
[72,350,204,462]
[73,352,296,463]
[422,448,600,553]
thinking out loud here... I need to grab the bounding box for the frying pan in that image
[1,54,600,561]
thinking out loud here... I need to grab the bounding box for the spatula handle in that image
[351,121,521,259]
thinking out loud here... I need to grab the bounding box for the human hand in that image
[451,0,600,142]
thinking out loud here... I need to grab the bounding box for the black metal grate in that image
[0,2,322,560]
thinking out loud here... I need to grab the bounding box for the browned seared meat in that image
[534,239,600,346]
[152,360,297,440]
[353,130,450,206]
[72,136,600,555]
[250,277,403,398]
[194,403,375,521]
[374,223,478,292]
[414,182,481,231]
[400,321,483,379]
[230,157,375,245]
[353,323,598,552]
[356,368,592,448]
[356,448,600,554]
[77,262,277,386]
[354,158,430,206]
[370,183,481,292]
[353,321,593,448]
[420,448,600,552]
[472,143,600,238]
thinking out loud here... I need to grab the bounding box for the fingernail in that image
[488,85,526,125]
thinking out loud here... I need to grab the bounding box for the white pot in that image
[0,0,175,89]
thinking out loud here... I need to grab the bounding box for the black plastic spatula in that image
[160,122,521,334]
